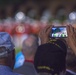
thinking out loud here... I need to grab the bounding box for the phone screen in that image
[50,26,68,38]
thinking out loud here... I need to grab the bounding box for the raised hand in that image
[39,25,53,44]
[67,25,76,55]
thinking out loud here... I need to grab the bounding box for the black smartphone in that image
[50,26,68,38]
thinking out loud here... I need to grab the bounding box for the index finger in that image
[46,25,53,35]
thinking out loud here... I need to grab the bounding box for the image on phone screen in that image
[51,27,68,38]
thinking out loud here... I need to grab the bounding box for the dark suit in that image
[13,62,37,75]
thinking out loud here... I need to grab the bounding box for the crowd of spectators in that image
[0,25,76,75]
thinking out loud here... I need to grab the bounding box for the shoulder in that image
[13,63,26,73]
[0,72,24,75]
[9,72,24,75]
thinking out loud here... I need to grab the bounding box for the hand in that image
[66,25,76,55]
[39,25,53,44]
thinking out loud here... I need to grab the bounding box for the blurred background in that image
[0,0,76,68]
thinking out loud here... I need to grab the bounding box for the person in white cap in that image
[0,32,23,75]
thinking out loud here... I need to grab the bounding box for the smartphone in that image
[50,26,68,38]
